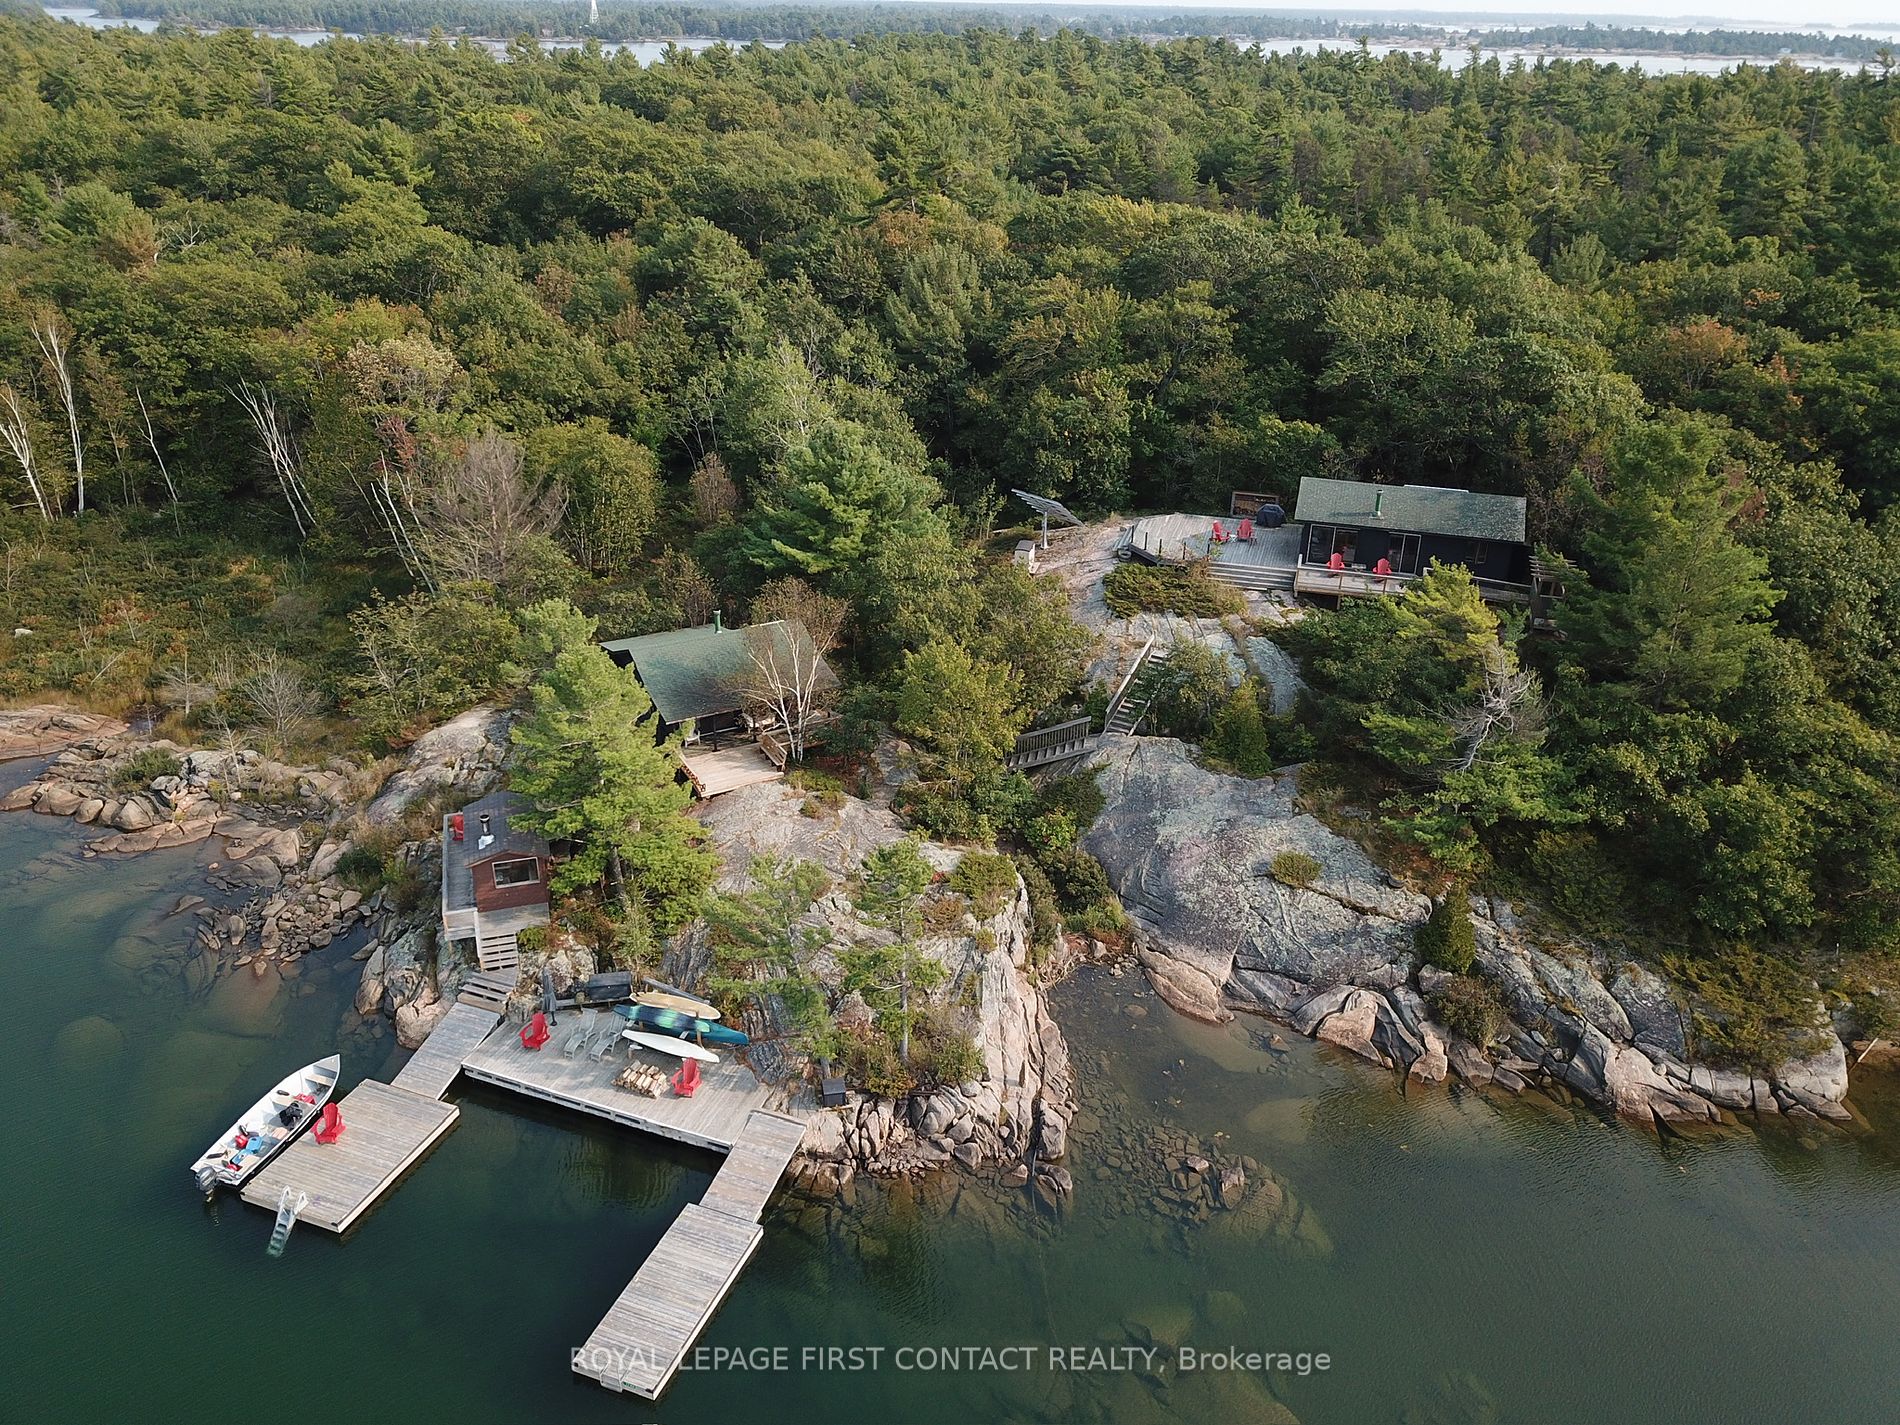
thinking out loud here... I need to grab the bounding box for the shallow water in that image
[5,789,1900,1424]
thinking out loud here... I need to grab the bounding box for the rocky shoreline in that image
[1084,735,1855,1130]
[690,778,1079,1202]
[0,704,514,1049]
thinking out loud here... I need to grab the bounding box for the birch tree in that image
[232,381,316,537]
[0,384,52,522]
[135,388,181,528]
[415,431,563,588]
[741,578,844,762]
[29,309,83,513]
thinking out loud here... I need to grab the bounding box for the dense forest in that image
[3,17,1899,1066]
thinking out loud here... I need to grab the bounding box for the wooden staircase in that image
[1104,662,1164,736]
[475,928,521,975]
[1205,560,1296,593]
[1102,636,1162,737]
[458,969,516,1013]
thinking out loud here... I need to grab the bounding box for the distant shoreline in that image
[43,3,1900,68]
[39,6,1892,70]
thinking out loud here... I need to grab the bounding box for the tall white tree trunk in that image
[135,388,181,530]
[232,381,315,537]
[29,312,83,514]
[0,385,52,523]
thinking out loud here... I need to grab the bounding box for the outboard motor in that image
[195,1163,219,1198]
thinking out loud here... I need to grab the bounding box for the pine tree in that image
[732,422,940,591]
[1562,420,1780,711]
[509,600,714,936]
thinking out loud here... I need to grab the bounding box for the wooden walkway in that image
[459,1016,772,1151]
[240,1081,458,1232]
[576,1107,810,1398]
[701,1109,811,1221]
[573,1204,765,1398]
[388,1002,499,1099]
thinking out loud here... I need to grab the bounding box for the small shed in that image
[441,789,550,974]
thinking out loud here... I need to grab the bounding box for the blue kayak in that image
[614,1003,749,1047]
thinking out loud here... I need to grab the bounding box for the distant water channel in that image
[38,6,1871,73]
[7,764,1900,1424]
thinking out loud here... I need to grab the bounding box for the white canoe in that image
[189,1054,340,1195]
[622,1029,719,1064]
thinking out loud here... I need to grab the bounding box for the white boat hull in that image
[189,1055,341,1193]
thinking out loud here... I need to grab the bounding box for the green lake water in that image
[6,784,1900,1425]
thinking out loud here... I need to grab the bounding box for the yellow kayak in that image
[635,990,721,1021]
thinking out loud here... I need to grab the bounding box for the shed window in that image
[492,858,540,889]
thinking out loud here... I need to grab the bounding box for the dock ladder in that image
[267,1186,309,1258]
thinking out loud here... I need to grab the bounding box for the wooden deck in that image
[388,1002,500,1099]
[700,1109,812,1221]
[680,742,784,797]
[459,1017,774,1151]
[575,1107,810,1399]
[240,1081,458,1233]
[1293,564,1531,603]
[573,1204,765,1398]
[1125,513,1302,570]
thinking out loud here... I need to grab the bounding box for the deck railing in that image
[1005,715,1096,771]
[1293,562,1534,604]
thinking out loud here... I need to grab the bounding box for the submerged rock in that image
[53,1014,126,1069]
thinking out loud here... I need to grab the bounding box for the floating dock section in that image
[459,1012,773,1151]
[241,1004,498,1232]
[575,1108,810,1399]
[240,1080,459,1232]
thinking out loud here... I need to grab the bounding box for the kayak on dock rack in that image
[189,1055,340,1197]
[615,1003,749,1047]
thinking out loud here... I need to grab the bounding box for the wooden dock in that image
[575,1107,811,1398]
[700,1108,810,1221]
[240,1081,458,1232]
[573,1204,765,1398]
[459,1015,773,1151]
[388,1002,500,1099]
[231,997,809,1401]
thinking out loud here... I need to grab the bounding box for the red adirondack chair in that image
[1211,519,1227,544]
[519,1011,550,1051]
[1237,517,1254,543]
[671,1059,701,1098]
[313,1103,345,1145]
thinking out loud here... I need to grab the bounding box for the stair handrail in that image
[1102,636,1157,731]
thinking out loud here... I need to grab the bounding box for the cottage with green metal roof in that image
[600,619,839,796]
[1292,476,1533,604]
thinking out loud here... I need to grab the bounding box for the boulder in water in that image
[53,1014,126,1068]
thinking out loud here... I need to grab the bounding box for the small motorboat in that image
[615,1003,749,1047]
[190,1055,340,1196]
[622,1029,720,1064]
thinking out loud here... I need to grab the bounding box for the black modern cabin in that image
[1292,477,1533,602]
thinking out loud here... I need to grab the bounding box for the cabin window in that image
[491,858,540,889]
